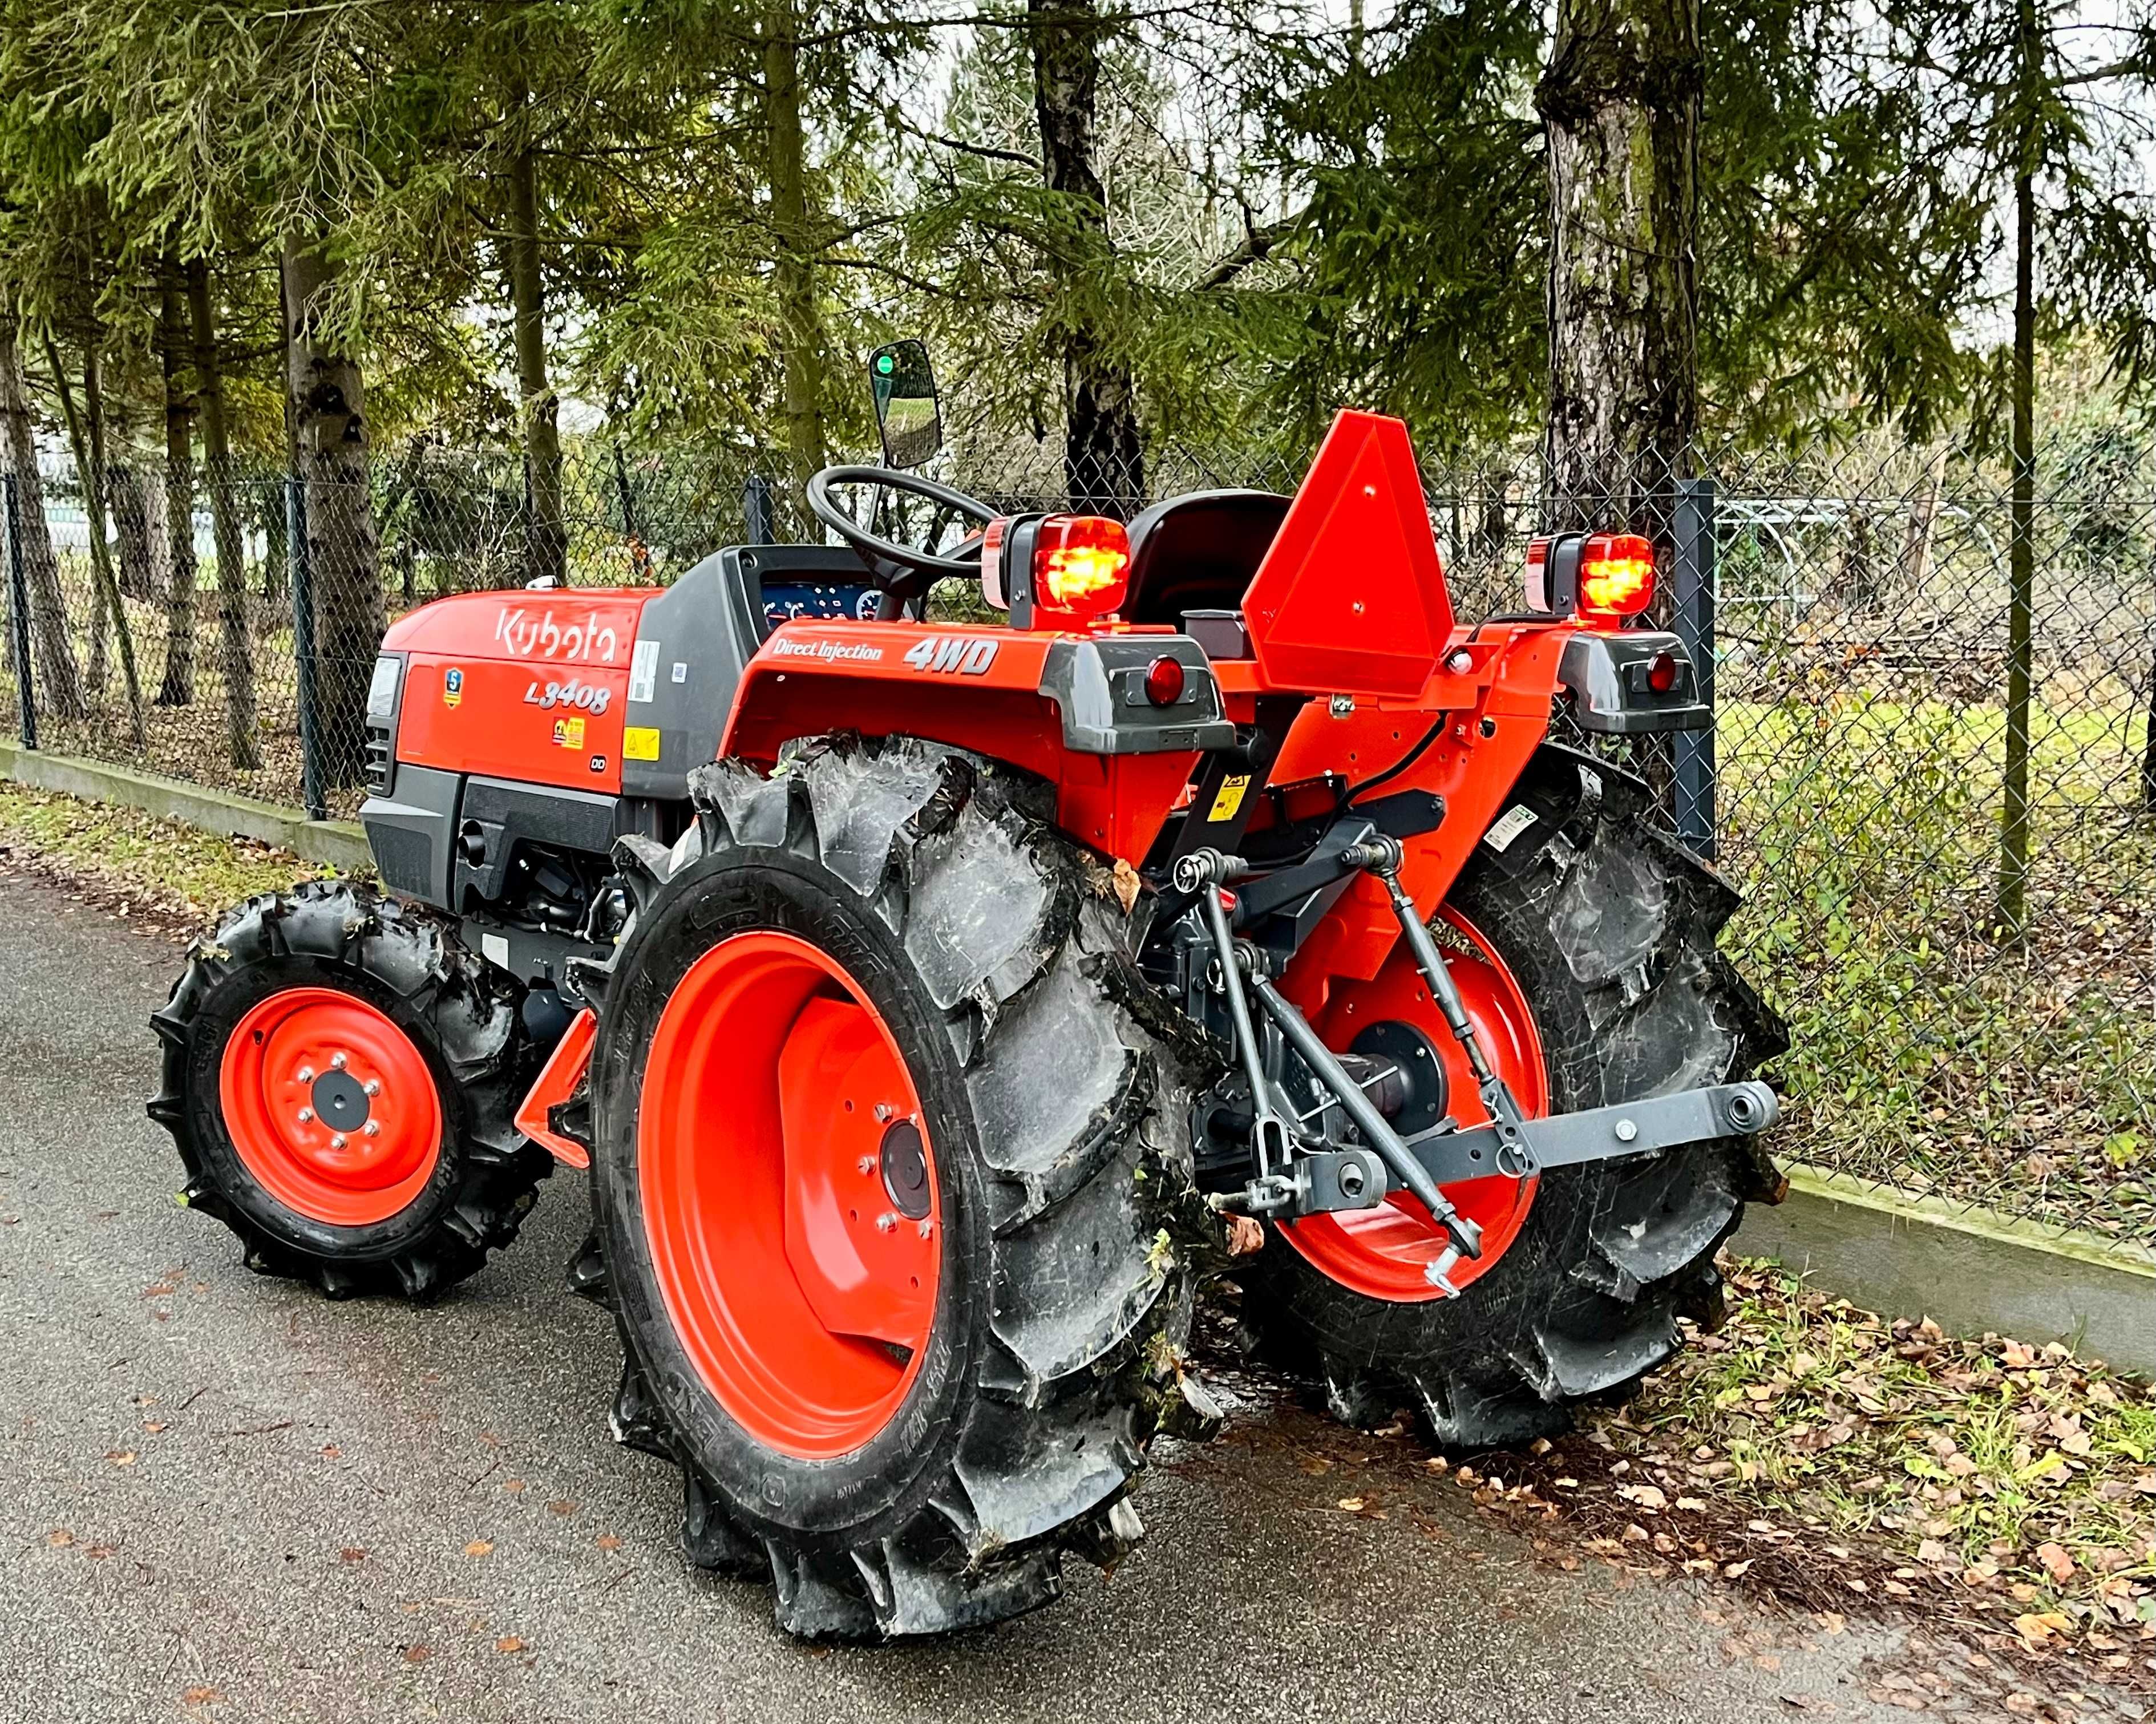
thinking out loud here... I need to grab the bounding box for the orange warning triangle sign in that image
[1243,411,1453,699]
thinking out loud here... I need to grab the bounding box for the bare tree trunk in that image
[188,258,260,771]
[152,257,198,707]
[506,81,566,587]
[763,0,826,509]
[1895,450,1944,621]
[110,462,161,602]
[285,232,386,790]
[0,307,87,721]
[1030,0,1144,518]
[47,339,147,746]
[1536,0,1700,544]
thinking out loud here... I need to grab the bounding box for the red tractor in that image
[150,351,1784,1640]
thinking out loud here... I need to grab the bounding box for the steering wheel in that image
[806,466,997,599]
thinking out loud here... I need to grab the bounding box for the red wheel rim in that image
[219,988,443,1227]
[1284,908,1547,1302]
[638,931,940,1460]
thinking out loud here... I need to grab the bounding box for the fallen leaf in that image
[143,1421,167,1434]
[339,1548,366,1565]
[46,1529,73,1548]
[1336,1496,1366,1512]
[1724,1560,1754,1578]
[2012,1611,2070,1646]
[495,1636,526,1654]
[596,1534,623,1551]
[1223,1214,1264,1257]
[181,1687,223,1706]
[545,1500,576,1517]
[2034,1541,2074,1584]
[464,1540,495,1557]
[106,1450,136,1467]
[1616,1483,1668,1511]
[1110,857,1140,914]
[402,1645,430,1665]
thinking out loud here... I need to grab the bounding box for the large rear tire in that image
[1243,747,1786,1447]
[149,880,551,1301]
[579,735,1214,1641]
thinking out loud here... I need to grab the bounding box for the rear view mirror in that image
[869,340,942,470]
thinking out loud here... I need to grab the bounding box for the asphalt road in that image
[0,874,1933,1724]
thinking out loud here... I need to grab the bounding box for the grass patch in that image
[1717,693,2155,1238]
[0,782,341,934]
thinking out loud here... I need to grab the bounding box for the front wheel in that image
[149,881,551,1300]
[582,735,1213,1640]
[1242,747,1786,1447]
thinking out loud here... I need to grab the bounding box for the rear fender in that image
[719,620,1233,862]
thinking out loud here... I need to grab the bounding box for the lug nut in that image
[297,1065,315,1083]
[1615,1118,1639,1143]
[857,1155,877,1175]
[875,1212,898,1233]
[330,1133,347,1150]
[873,1103,893,1123]
[917,1219,933,1239]
[330,1051,347,1071]
[363,1079,381,1097]
[297,1107,314,1123]
[363,1122,381,1138]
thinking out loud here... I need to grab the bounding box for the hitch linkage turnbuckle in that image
[1174,839,1778,1298]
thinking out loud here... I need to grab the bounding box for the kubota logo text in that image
[494,606,622,663]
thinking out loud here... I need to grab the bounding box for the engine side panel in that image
[386,590,652,795]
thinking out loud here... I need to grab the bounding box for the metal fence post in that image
[3,472,36,751]
[1671,476,1717,859]
[742,472,774,545]
[287,474,326,820]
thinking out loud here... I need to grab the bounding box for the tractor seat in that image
[1121,489,1292,628]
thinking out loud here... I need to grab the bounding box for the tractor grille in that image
[363,719,394,795]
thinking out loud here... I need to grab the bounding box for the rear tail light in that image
[1143,654,1185,706]
[1033,515,1130,619]
[1577,532,1655,621]
[1646,650,1679,694]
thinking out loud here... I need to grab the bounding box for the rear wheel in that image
[581,735,1213,1640]
[1243,747,1786,1446]
[149,881,551,1300]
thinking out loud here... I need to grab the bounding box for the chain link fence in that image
[2,434,2150,1241]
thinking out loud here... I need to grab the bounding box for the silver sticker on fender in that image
[1483,803,1539,853]
[629,638,660,703]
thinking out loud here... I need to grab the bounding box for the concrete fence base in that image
[1733,1165,2154,1374]
[0,743,372,876]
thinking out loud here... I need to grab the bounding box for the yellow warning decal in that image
[1207,774,1251,823]
[551,715,586,749]
[622,725,661,762]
